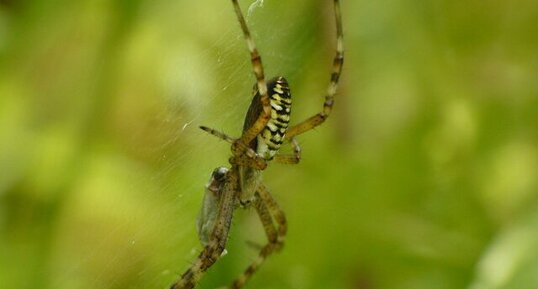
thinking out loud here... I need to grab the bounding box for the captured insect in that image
[170,0,343,288]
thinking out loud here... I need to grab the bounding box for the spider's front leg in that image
[226,185,287,289]
[255,184,287,251]
[170,167,239,289]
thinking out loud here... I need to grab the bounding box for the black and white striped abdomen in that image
[257,77,291,160]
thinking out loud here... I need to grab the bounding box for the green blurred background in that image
[1,0,537,288]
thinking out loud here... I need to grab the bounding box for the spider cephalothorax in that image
[170,1,344,288]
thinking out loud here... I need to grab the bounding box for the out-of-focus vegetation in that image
[1,0,537,289]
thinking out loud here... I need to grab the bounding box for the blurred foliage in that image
[1,0,537,289]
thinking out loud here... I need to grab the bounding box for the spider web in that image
[8,1,538,289]
[40,1,330,289]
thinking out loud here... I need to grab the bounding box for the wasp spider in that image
[170,1,343,288]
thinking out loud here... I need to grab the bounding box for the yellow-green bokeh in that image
[1,1,537,289]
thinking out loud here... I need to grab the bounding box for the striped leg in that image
[227,188,287,289]
[170,169,239,289]
[199,126,237,144]
[274,137,301,164]
[256,184,287,249]
[231,0,271,152]
[285,0,344,139]
[199,126,268,170]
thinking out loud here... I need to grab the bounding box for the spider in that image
[170,1,343,288]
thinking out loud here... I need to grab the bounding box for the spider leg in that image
[274,137,301,164]
[227,187,287,289]
[170,169,239,289]
[256,184,287,249]
[285,0,344,139]
[230,155,267,171]
[231,0,271,152]
[199,126,268,170]
[199,126,237,144]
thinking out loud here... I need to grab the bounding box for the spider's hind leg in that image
[284,0,344,139]
[231,0,271,151]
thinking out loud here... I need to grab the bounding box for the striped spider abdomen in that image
[242,76,291,160]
